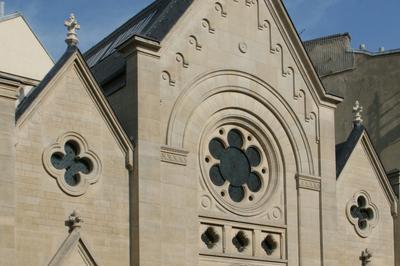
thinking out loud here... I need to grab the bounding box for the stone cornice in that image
[0,78,20,100]
[160,146,189,166]
[296,173,321,192]
[117,35,161,59]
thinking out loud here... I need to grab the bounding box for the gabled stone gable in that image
[114,1,341,265]
[336,131,397,265]
[14,48,133,265]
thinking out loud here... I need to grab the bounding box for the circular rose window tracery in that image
[208,129,263,202]
[202,125,272,213]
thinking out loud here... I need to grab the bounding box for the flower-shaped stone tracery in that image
[208,129,263,202]
[51,141,93,187]
[346,191,379,238]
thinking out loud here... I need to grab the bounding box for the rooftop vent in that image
[379,47,385,52]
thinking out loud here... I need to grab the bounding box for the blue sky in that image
[4,0,400,60]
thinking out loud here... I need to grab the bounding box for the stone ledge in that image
[160,146,189,166]
[296,173,321,192]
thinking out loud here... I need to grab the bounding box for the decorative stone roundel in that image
[202,125,271,214]
[43,132,101,196]
[346,191,379,238]
[208,129,262,202]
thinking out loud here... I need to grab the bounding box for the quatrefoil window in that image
[51,141,93,187]
[43,132,101,196]
[208,129,263,202]
[346,191,379,238]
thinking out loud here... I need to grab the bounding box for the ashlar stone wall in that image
[337,138,395,266]
[15,61,132,265]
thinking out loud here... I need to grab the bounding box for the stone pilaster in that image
[296,173,322,266]
[0,77,19,265]
[388,169,400,266]
[119,36,161,266]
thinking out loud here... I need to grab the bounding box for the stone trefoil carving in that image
[346,191,379,238]
[43,132,101,196]
[64,13,80,47]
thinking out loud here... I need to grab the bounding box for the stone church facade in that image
[0,0,399,265]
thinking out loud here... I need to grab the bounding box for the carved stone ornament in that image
[48,211,99,266]
[64,13,80,47]
[161,146,189,166]
[43,132,101,196]
[200,123,278,216]
[346,191,379,238]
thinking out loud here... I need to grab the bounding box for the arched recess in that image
[166,69,315,176]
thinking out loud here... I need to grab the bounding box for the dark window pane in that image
[228,185,245,202]
[247,172,262,192]
[228,129,243,148]
[209,138,225,159]
[219,148,250,186]
[357,196,367,207]
[246,147,261,166]
[209,165,225,186]
[358,220,367,230]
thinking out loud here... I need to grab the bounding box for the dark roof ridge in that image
[336,123,365,178]
[304,32,351,44]
[84,0,164,59]
[84,0,194,67]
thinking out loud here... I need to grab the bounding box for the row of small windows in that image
[201,227,278,255]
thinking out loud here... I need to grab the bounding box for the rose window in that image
[204,127,268,204]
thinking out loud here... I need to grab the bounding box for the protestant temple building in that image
[0,0,399,265]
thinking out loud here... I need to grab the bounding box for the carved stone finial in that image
[64,13,80,47]
[353,100,363,125]
[360,249,372,266]
[67,210,83,231]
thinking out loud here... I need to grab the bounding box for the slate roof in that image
[15,46,78,120]
[304,33,355,77]
[335,123,365,177]
[84,0,193,68]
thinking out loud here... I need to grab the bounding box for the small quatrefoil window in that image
[208,129,263,202]
[51,141,93,187]
[43,132,101,196]
[346,191,378,238]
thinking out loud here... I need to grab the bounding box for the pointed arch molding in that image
[166,70,318,175]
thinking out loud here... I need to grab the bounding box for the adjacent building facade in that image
[0,0,399,265]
